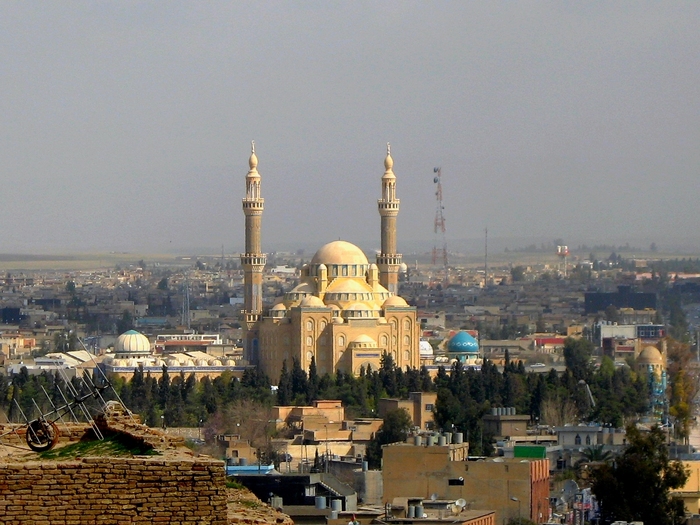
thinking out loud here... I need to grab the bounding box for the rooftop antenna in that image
[182,279,190,329]
[432,167,448,280]
[484,227,488,286]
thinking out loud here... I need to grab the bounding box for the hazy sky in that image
[1,2,699,255]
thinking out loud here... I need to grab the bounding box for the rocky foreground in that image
[227,487,294,525]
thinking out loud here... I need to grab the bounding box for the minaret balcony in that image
[240,254,267,266]
[376,255,402,266]
[377,200,400,209]
[242,199,264,210]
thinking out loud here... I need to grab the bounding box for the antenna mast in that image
[432,167,448,276]
[484,228,488,286]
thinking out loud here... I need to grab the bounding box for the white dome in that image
[419,340,434,356]
[114,330,151,356]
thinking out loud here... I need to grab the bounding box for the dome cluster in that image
[273,240,410,320]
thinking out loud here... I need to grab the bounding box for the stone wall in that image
[0,456,227,524]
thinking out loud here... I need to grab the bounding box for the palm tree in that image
[578,444,613,465]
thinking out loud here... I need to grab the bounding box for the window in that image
[306,320,313,331]
[585,435,591,445]
[425,404,434,412]
[305,485,316,497]
[306,336,313,347]
[448,478,464,486]
[575,434,581,445]
[338,335,345,347]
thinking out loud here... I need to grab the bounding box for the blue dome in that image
[447,331,479,354]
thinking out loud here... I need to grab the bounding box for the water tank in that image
[491,408,498,416]
[331,511,339,520]
[509,407,516,415]
[239,458,248,466]
[271,496,283,509]
[407,506,416,518]
[416,505,424,518]
[426,435,434,446]
[315,496,327,509]
[454,432,463,444]
[362,460,368,472]
[444,432,452,444]
[414,435,422,446]
[438,436,446,446]
[331,499,342,512]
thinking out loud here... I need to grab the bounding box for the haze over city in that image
[1,2,699,255]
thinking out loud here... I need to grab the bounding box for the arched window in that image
[306,320,313,331]
[338,335,346,348]
[403,350,410,361]
[380,334,389,347]
[403,319,411,331]
[403,335,410,346]
[306,336,313,347]
[585,435,591,445]
[575,434,581,445]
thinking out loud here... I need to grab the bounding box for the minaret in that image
[377,143,402,293]
[240,142,266,358]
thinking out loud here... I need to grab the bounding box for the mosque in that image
[239,143,419,382]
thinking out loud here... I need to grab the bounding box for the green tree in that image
[563,337,593,382]
[157,277,169,291]
[510,266,525,282]
[592,425,688,525]
[366,408,413,468]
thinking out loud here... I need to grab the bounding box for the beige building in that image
[239,144,419,382]
[672,460,700,514]
[379,391,438,430]
[383,441,549,524]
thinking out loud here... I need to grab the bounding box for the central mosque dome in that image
[310,241,369,266]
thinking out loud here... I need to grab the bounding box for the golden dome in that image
[637,345,664,365]
[310,241,369,266]
[300,295,325,308]
[383,295,408,307]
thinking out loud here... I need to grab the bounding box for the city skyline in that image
[1,3,699,254]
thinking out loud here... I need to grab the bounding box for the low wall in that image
[0,456,227,524]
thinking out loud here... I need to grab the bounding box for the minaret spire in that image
[377,143,402,293]
[240,141,266,361]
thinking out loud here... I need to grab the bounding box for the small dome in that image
[383,143,394,176]
[419,340,434,356]
[248,141,258,170]
[197,359,209,366]
[310,241,369,266]
[399,262,408,273]
[637,345,663,365]
[383,295,408,308]
[225,359,236,366]
[300,295,325,308]
[212,359,222,366]
[447,331,479,354]
[114,330,151,355]
[351,335,377,346]
[271,303,287,311]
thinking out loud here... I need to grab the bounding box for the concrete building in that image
[379,391,438,430]
[382,440,549,524]
[239,144,419,382]
[482,408,531,439]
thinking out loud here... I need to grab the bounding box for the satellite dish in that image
[430,493,438,501]
[456,499,467,508]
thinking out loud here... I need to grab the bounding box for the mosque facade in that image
[239,144,419,382]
